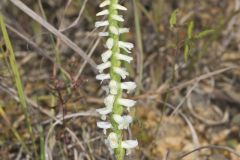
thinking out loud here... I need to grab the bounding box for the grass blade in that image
[0,15,38,158]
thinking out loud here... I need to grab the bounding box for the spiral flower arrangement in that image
[95,0,138,159]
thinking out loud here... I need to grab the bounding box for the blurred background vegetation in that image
[1,0,240,159]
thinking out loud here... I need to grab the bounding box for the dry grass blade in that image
[9,0,97,71]
[0,15,38,158]
[0,105,30,154]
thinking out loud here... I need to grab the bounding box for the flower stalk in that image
[95,0,138,159]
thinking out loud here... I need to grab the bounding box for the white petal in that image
[119,98,136,110]
[99,32,109,37]
[106,38,114,49]
[112,15,124,22]
[119,41,134,50]
[97,61,111,73]
[114,67,129,79]
[108,132,119,149]
[95,21,109,28]
[96,107,112,115]
[101,50,112,62]
[116,54,133,63]
[124,115,133,123]
[114,4,127,11]
[113,114,123,124]
[99,0,110,8]
[104,95,115,108]
[96,73,110,81]
[96,9,109,16]
[121,82,136,93]
[122,140,138,149]
[119,28,130,34]
[109,80,118,95]
[97,121,112,129]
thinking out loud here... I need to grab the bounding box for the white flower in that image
[122,140,138,155]
[97,121,112,134]
[96,73,110,82]
[106,38,114,49]
[109,80,118,95]
[119,98,136,111]
[114,4,127,11]
[112,14,124,22]
[96,9,109,16]
[99,32,109,37]
[114,67,129,79]
[119,28,130,34]
[119,41,134,51]
[107,132,119,149]
[101,50,112,62]
[109,26,119,35]
[96,107,112,120]
[121,82,136,93]
[95,21,109,28]
[113,114,133,130]
[97,61,111,73]
[99,0,110,8]
[104,95,115,108]
[116,54,133,63]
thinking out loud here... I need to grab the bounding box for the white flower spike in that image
[96,0,138,157]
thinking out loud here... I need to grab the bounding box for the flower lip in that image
[114,67,129,79]
[122,140,138,149]
[96,9,109,16]
[96,73,110,82]
[108,132,119,149]
[101,50,112,62]
[114,4,127,11]
[104,95,115,108]
[95,21,109,28]
[106,38,114,49]
[97,61,111,73]
[99,0,110,8]
[112,14,124,22]
[121,82,136,93]
[113,114,133,130]
[109,80,118,95]
[118,98,136,111]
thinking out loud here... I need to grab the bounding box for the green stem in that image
[108,0,125,159]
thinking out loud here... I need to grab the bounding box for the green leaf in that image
[187,21,194,39]
[169,9,178,28]
[184,43,190,62]
[196,29,215,39]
